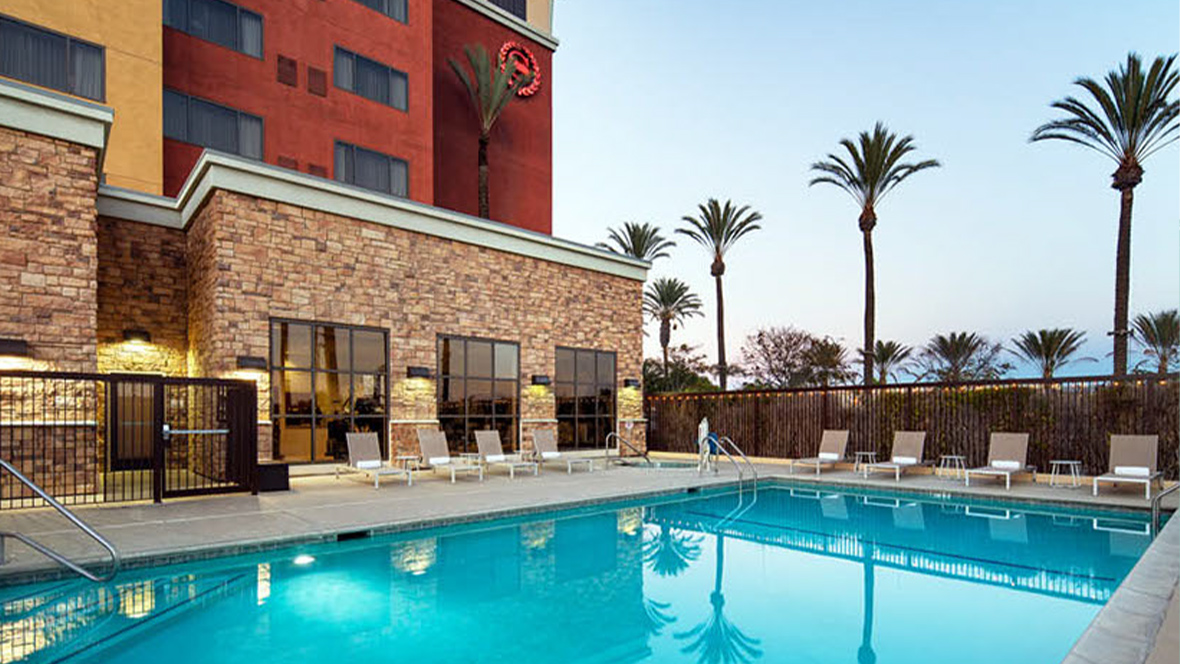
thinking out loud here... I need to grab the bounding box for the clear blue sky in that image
[549,0,1179,378]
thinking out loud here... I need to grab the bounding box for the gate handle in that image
[162,423,171,445]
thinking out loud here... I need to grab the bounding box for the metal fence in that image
[0,371,258,509]
[645,374,1179,479]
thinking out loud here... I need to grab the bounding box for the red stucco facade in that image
[162,0,552,234]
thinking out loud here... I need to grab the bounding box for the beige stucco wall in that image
[0,0,163,194]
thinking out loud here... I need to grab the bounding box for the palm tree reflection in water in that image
[859,541,877,664]
[675,534,763,664]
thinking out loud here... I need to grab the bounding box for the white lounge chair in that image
[336,432,412,489]
[862,431,929,481]
[788,430,849,475]
[964,432,1036,490]
[416,429,484,483]
[475,430,538,479]
[1093,435,1163,499]
[532,429,594,473]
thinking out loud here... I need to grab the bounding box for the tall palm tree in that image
[1010,328,1093,379]
[644,278,704,377]
[858,543,877,664]
[915,332,1010,383]
[677,199,763,390]
[597,222,675,262]
[804,337,855,387]
[448,44,534,219]
[675,533,762,664]
[1031,53,1179,375]
[642,522,703,577]
[809,123,940,386]
[1132,309,1180,375]
[863,340,913,384]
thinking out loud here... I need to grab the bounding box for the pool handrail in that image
[0,457,120,582]
[1151,481,1178,538]
[606,432,651,466]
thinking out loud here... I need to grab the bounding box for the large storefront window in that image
[437,336,519,454]
[270,319,388,462]
[555,348,616,450]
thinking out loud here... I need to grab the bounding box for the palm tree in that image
[1031,53,1179,375]
[915,332,1010,383]
[675,533,762,664]
[642,522,703,577]
[448,44,534,219]
[677,199,763,390]
[863,340,912,384]
[1132,309,1180,375]
[597,222,675,261]
[857,543,877,664]
[1010,328,1093,379]
[804,337,855,387]
[644,278,704,378]
[809,123,940,386]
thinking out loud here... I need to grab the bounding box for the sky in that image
[548,0,1179,379]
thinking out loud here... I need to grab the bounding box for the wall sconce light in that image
[236,356,268,371]
[0,338,29,357]
[531,374,551,386]
[406,366,433,379]
[623,378,641,389]
[123,329,151,344]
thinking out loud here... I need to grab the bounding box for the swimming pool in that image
[1,483,1153,663]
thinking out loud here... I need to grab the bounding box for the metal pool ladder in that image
[0,457,120,582]
[1151,482,1179,539]
[606,432,651,466]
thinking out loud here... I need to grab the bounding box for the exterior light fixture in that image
[293,554,316,566]
[623,378,641,389]
[406,366,432,379]
[0,338,29,357]
[236,355,268,371]
[531,374,551,386]
[123,329,151,343]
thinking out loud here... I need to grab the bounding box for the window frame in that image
[554,346,617,450]
[164,88,264,160]
[333,140,409,198]
[0,13,106,102]
[269,317,391,463]
[333,45,408,112]
[348,0,409,25]
[436,334,521,455]
[164,0,264,60]
[487,0,527,20]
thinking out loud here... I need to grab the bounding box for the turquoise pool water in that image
[1,484,1153,663]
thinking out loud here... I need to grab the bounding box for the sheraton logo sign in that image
[499,41,541,97]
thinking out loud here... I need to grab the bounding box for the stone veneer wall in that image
[96,217,188,375]
[0,126,99,372]
[186,190,645,459]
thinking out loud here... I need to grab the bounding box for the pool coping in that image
[1059,507,1180,664]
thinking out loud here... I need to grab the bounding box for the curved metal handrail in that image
[0,458,120,582]
[605,432,651,466]
[1151,482,1179,538]
[718,436,758,482]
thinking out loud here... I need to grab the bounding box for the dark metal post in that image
[151,379,165,503]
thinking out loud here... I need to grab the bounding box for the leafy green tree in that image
[448,44,533,219]
[643,345,717,394]
[739,326,814,388]
[914,332,1010,382]
[677,199,763,390]
[1132,309,1180,375]
[1031,53,1179,374]
[809,123,940,385]
[644,278,704,376]
[1010,328,1093,379]
[803,337,856,387]
[598,222,675,261]
[861,340,913,384]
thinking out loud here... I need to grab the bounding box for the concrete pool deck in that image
[0,455,1176,662]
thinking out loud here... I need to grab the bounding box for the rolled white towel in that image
[818,452,840,461]
[1114,465,1150,478]
[892,456,918,465]
[541,451,561,460]
[356,460,382,470]
[990,460,1021,471]
[428,456,452,466]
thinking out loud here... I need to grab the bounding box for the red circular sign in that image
[499,41,541,97]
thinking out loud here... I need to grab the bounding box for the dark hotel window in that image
[271,319,389,463]
[334,46,408,111]
[164,0,263,59]
[351,0,407,24]
[488,0,526,20]
[164,89,263,160]
[0,15,104,101]
[334,140,408,198]
[438,336,520,454]
[555,348,616,450]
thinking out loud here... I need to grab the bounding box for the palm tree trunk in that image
[660,318,671,378]
[1112,186,1134,375]
[715,275,727,390]
[477,134,490,218]
[862,229,876,386]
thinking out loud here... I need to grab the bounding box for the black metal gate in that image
[1,371,258,509]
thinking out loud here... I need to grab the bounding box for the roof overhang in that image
[0,77,113,172]
[453,0,559,50]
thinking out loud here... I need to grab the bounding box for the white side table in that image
[1049,460,1082,488]
[937,454,967,480]
[853,451,877,474]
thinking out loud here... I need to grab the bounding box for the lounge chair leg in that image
[407,470,413,487]
[1146,482,1150,500]
[1006,475,1010,491]
[1092,478,1098,496]
[374,474,379,490]
[965,473,970,487]
[451,468,456,484]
